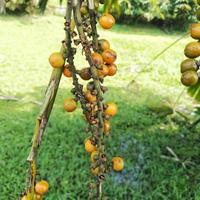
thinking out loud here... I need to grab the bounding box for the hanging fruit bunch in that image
[20,0,123,199]
[180,2,200,87]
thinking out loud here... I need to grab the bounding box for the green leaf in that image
[187,81,200,102]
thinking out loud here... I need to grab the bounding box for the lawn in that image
[1,14,200,200]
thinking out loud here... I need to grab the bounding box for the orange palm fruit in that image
[99,13,115,29]
[105,102,118,117]
[64,98,77,112]
[35,180,49,195]
[85,139,97,153]
[102,49,117,64]
[85,90,97,103]
[49,52,65,68]
[107,64,117,76]
[190,23,200,40]
[97,64,109,77]
[91,52,103,66]
[112,157,124,171]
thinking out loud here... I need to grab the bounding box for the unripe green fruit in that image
[180,59,198,73]
[184,41,200,58]
[181,70,199,86]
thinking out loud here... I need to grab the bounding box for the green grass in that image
[1,14,200,200]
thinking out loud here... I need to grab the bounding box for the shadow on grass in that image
[0,84,200,200]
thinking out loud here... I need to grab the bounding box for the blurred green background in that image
[1,0,200,200]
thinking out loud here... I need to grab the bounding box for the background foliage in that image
[2,0,198,29]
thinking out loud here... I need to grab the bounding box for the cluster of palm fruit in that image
[180,2,200,87]
[21,1,124,199]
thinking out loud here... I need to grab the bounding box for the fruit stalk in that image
[88,0,99,51]
[26,62,63,197]
[25,6,72,200]
[73,1,105,199]
[64,0,89,114]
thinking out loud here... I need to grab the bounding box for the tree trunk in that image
[0,0,5,14]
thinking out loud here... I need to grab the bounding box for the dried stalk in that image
[25,6,71,200]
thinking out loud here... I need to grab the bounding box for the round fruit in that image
[91,52,103,66]
[99,13,115,29]
[107,64,117,76]
[184,41,200,58]
[85,139,97,153]
[64,98,77,112]
[98,39,110,51]
[181,70,198,86]
[63,66,72,77]
[97,64,109,77]
[91,167,99,175]
[180,59,197,73]
[102,49,117,64]
[79,68,91,80]
[104,121,110,134]
[105,102,118,117]
[49,52,65,68]
[85,90,97,103]
[112,157,124,171]
[35,180,49,195]
[90,151,99,162]
[190,23,200,39]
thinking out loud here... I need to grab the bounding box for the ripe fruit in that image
[35,180,49,195]
[180,59,197,73]
[190,23,200,39]
[97,64,109,77]
[90,151,99,162]
[107,64,117,76]
[99,13,115,29]
[105,102,118,117]
[85,90,97,103]
[91,52,103,66]
[103,121,110,134]
[64,98,77,112]
[184,41,200,58]
[112,157,124,171]
[63,66,72,77]
[49,52,65,68]
[98,39,110,51]
[85,139,97,153]
[91,167,99,175]
[181,70,198,86]
[102,49,117,64]
[79,68,91,80]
